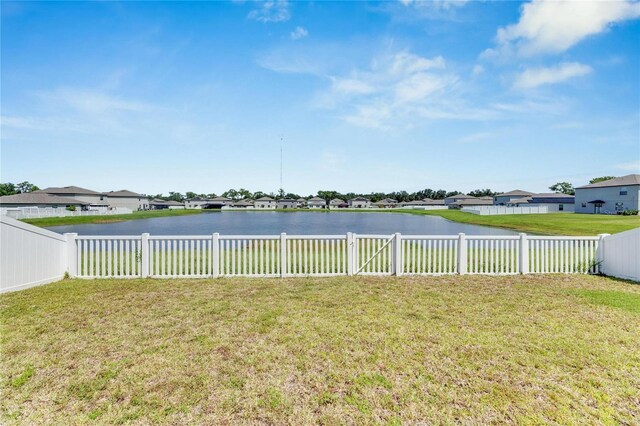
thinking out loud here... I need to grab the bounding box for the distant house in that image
[103,190,150,210]
[40,185,107,208]
[401,198,446,207]
[494,190,535,206]
[149,199,185,210]
[444,193,475,205]
[0,192,89,209]
[203,197,232,209]
[348,197,371,209]
[231,199,255,209]
[307,197,327,209]
[506,193,575,212]
[329,198,347,209]
[375,198,398,208]
[449,197,493,209]
[185,197,209,209]
[185,197,231,209]
[574,174,640,214]
[276,198,297,209]
[254,196,276,209]
[296,198,307,208]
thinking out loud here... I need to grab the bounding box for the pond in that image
[46,211,518,236]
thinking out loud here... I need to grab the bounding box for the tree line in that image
[1,176,617,201]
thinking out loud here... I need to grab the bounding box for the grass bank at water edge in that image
[22,209,202,227]
[382,209,640,236]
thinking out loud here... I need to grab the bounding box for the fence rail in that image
[66,232,605,279]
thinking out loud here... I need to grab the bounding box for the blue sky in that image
[1,0,639,196]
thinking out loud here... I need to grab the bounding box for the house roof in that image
[350,197,370,201]
[277,198,296,202]
[105,190,145,198]
[256,196,274,201]
[377,198,398,203]
[308,197,326,202]
[510,193,575,204]
[0,192,89,205]
[498,190,535,197]
[531,193,575,199]
[451,198,492,206]
[209,196,230,202]
[576,174,640,189]
[445,193,475,200]
[233,199,254,205]
[40,185,101,195]
[330,198,345,204]
[150,199,184,206]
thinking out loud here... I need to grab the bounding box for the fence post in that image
[347,233,354,276]
[596,233,609,275]
[519,233,528,274]
[141,233,150,278]
[64,233,78,277]
[394,232,403,276]
[280,233,287,277]
[457,233,467,274]
[212,233,220,278]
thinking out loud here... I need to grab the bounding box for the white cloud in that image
[248,0,290,23]
[514,62,592,89]
[400,0,468,9]
[36,88,155,114]
[616,161,640,172]
[494,0,640,56]
[472,65,484,76]
[317,52,462,128]
[290,26,308,40]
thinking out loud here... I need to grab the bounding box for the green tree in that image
[167,192,184,202]
[549,182,575,195]
[16,182,39,193]
[589,176,616,184]
[222,189,239,200]
[468,189,499,197]
[0,183,17,196]
[185,192,197,199]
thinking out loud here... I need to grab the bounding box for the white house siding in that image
[575,186,640,214]
[277,201,297,209]
[66,194,106,206]
[255,201,276,209]
[106,196,150,210]
[536,203,574,213]
[494,195,520,205]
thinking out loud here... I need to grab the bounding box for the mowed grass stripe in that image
[2,275,639,424]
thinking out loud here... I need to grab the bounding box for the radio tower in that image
[279,137,284,198]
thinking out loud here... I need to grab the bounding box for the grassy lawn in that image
[384,209,640,236]
[21,209,202,227]
[1,275,639,424]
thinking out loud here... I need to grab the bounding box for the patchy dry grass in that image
[1,275,639,424]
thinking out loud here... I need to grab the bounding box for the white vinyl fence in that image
[462,206,549,215]
[1,216,69,292]
[66,232,605,279]
[1,207,133,220]
[599,227,640,281]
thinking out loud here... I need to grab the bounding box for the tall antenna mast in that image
[280,137,284,195]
